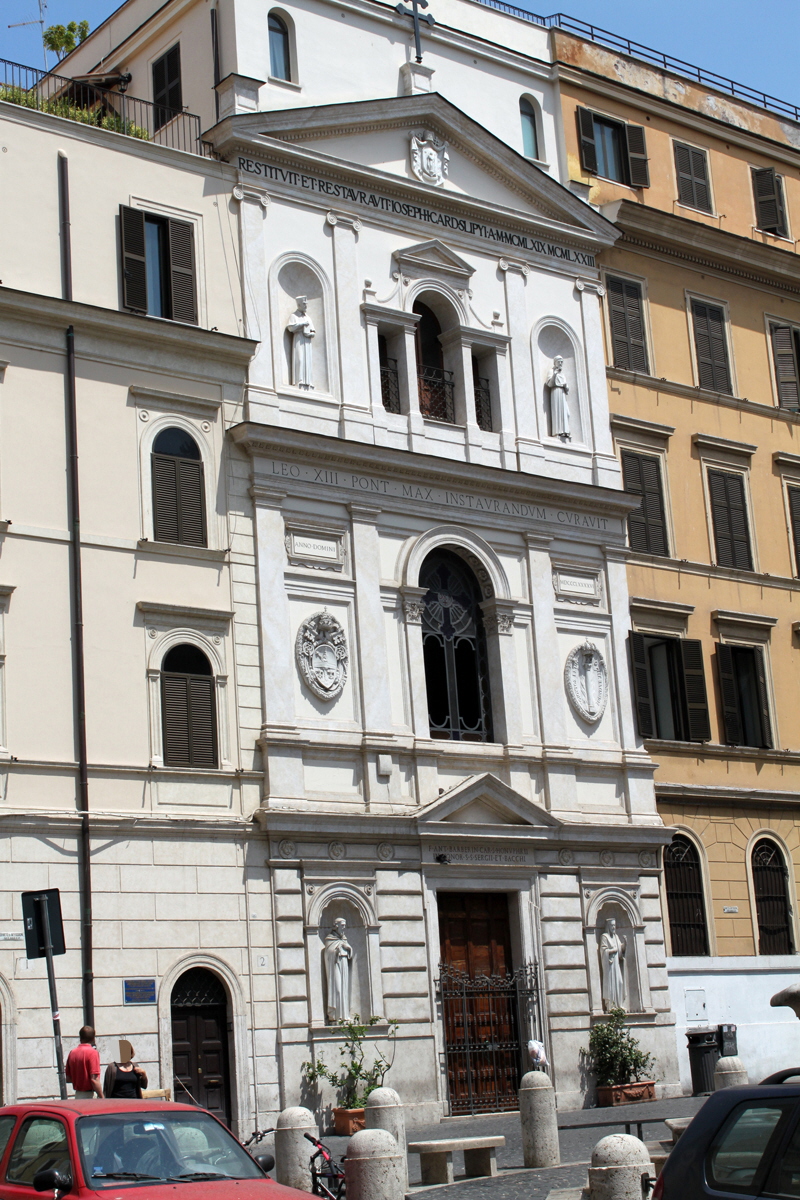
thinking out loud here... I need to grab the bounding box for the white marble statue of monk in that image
[600,917,627,1012]
[288,296,316,389]
[545,355,570,439]
[323,917,353,1024]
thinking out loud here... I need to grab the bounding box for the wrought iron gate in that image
[437,962,543,1115]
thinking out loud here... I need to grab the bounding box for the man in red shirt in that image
[65,1026,102,1099]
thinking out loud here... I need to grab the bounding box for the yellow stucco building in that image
[552,22,800,1085]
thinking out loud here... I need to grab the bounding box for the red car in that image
[0,1100,309,1199]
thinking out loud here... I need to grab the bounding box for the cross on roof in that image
[395,0,435,64]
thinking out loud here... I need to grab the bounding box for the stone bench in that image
[407,1135,505,1185]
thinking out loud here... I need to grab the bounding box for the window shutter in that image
[679,639,711,742]
[770,324,800,409]
[674,143,711,212]
[629,632,655,738]
[716,643,742,745]
[707,468,752,571]
[177,459,207,546]
[752,167,787,236]
[691,300,732,394]
[120,205,147,313]
[152,454,180,543]
[187,675,217,767]
[577,108,598,174]
[621,449,668,556]
[162,674,191,766]
[625,124,650,188]
[752,646,773,750]
[167,219,197,325]
[788,486,800,575]
[606,277,649,373]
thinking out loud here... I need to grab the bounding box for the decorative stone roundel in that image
[639,850,654,868]
[558,848,574,866]
[377,842,394,862]
[295,610,349,701]
[279,839,296,859]
[328,841,345,860]
[564,640,608,724]
[600,849,614,867]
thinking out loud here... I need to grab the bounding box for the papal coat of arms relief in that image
[564,639,608,724]
[410,130,449,187]
[295,610,349,701]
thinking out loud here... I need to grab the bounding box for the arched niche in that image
[305,884,384,1028]
[583,887,652,1016]
[534,320,586,445]
[270,254,334,395]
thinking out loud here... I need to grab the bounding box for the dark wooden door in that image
[171,1004,231,1125]
[438,892,523,1114]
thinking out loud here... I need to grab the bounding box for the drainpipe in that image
[211,6,221,123]
[59,151,94,1027]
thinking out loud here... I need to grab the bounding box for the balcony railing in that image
[0,57,203,154]
[418,365,455,424]
[474,376,493,432]
[380,360,401,414]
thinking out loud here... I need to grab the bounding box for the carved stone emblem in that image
[410,130,449,187]
[295,610,348,701]
[564,640,608,724]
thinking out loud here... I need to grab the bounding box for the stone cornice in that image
[136,601,234,624]
[606,367,800,427]
[626,549,800,594]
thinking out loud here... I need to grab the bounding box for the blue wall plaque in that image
[123,978,157,1005]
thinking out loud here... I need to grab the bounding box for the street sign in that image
[21,889,65,959]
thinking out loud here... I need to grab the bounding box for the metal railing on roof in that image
[0,57,203,154]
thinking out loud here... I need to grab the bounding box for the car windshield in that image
[76,1111,264,1189]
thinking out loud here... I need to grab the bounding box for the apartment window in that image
[752,167,788,238]
[577,108,650,187]
[606,277,649,373]
[674,142,712,213]
[788,486,800,575]
[120,206,197,324]
[161,643,218,768]
[268,13,291,81]
[691,300,732,394]
[752,839,793,955]
[620,449,668,555]
[716,643,772,748]
[519,96,539,160]
[629,633,710,742]
[770,323,800,410]
[151,427,207,547]
[664,835,710,956]
[152,44,182,131]
[707,468,752,570]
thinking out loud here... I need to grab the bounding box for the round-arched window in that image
[752,838,793,955]
[519,97,539,160]
[663,835,709,956]
[413,301,454,423]
[151,427,206,547]
[269,13,291,81]
[161,643,217,768]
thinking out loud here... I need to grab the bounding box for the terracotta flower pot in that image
[332,1107,366,1135]
[596,1080,656,1107]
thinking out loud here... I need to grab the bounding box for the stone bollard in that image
[274,1106,316,1192]
[519,1070,560,1168]
[345,1128,405,1200]
[714,1055,749,1090]
[588,1134,654,1200]
[365,1087,407,1188]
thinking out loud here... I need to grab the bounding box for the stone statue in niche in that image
[564,640,608,723]
[323,917,353,1023]
[545,355,571,440]
[600,917,627,1012]
[287,295,315,389]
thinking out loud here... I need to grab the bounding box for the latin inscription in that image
[291,534,340,561]
[557,573,597,595]
[432,843,528,865]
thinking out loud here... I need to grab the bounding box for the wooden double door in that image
[171,969,231,1126]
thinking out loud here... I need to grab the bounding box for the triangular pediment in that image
[418,773,561,828]
[393,239,474,282]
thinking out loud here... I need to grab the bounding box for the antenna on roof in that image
[8,0,48,70]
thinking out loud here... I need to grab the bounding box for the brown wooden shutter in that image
[577,108,598,174]
[629,633,655,738]
[753,646,773,749]
[674,143,711,212]
[177,459,206,546]
[679,639,711,742]
[716,643,742,745]
[770,324,800,409]
[621,449,668,556]
[752,167,787,236]
[120,205,147,313]
[152,454,180,543]
[162,674,191,765]
[707,468,752,571]
[606,277,649,373]
[187,675,217,767]
[691,300,732,394]
[625,124,650,188]
[167,219,197,325]
[788,486,800,575]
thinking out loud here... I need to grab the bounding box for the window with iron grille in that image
[664,835,709,956]
[378,333,401,414]
[420,550,493,743]
[151,427,207,547]
[752,839,793,955]
[161,644,218,769]
[472,356,492,432]
[414,300,455,423]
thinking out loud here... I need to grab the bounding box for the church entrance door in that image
[437,891,539,1115]
[171,968,232,1126]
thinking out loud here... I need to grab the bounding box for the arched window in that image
[420,549,493,742]
[752,838,794,955]
[664,835,709,956]
[414,300,454,423]
[520,97,539,160]
[161,644,217,768]
[151,427,206,547]
[269,13,291,81]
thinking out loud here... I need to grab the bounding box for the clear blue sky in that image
[2,0,799,109]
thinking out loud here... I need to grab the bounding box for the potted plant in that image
[302,1014,399,1135]
[589,1007,656,1106]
